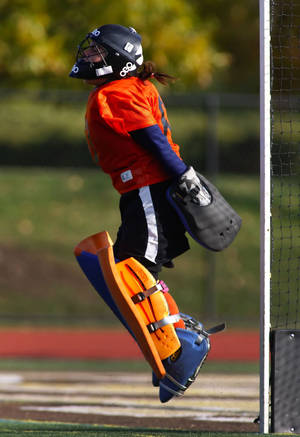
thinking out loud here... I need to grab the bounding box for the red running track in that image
[0,329,259,361]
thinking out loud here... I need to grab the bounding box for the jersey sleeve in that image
[97,86,156,135]
[129,125,187,176]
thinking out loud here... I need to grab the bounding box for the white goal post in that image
[259,0,271,434]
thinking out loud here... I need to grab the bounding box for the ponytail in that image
[137,61,176,85]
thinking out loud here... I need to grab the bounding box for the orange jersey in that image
[85,76,182,193]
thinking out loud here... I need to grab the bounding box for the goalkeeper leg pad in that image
[74,233,131,335]
[74,231,225,400]
[167,171,242,251]
[74,231,183,379]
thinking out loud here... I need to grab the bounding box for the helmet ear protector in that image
[69,24,144,80]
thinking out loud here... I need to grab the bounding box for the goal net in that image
[260,0,300,433]
[270,0,300,330]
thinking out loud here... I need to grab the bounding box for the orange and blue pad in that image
[74,231,211,402]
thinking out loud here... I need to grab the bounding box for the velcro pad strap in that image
[131,282,163,304]
[147,314,181,334]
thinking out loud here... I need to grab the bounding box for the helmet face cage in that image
[69,24,144,80]
[76,37,108,65]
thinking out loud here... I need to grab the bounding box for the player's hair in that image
[138,61,176,85]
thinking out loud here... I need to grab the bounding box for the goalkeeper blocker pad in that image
[167,172,242,251]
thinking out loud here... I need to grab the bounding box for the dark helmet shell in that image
[69,24,143,80]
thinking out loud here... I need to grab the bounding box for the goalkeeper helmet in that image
[69,24,144,80]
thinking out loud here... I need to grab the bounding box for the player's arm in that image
[130,124,213,212]
[129,125,187,176]
[100,88,187,176]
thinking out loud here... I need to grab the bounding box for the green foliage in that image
[1,0,258,90]
[190,0,259,92]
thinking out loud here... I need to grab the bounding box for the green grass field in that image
[0,90,260,326]
[0,420,266,437]
[0,167,259,327]
[0,91,259,173]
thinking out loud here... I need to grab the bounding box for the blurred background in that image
[0,0,259,329]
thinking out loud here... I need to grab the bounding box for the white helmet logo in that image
[124,42,134,53]
[91,29,101,37]
[120,62,136,77]
[72,65,79,74]
[135,45,143,66]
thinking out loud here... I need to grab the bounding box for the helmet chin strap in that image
[96,44,108,65]
[94,44,114,77]
[95,65,113,77]
[83,42,117,78]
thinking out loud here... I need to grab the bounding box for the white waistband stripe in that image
[138,186,158,263]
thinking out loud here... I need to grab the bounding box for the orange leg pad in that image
[116,258,181,360]
[163,292,186,330]
[96,231,166,379]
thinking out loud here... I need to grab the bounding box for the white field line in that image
[0,371,259,424]
[0,372,259,397]
[21,405,257,423]
[0,393,259,413]
[8,371,259,386]
[0,383,259,398]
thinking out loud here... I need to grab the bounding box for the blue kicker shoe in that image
[157,315,225,403]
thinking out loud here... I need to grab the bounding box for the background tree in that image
[0,0,240,90]
[191,0,259,92]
